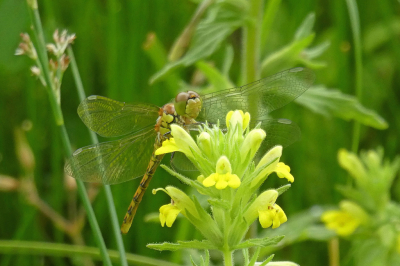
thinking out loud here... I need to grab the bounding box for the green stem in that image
[68,47,128,266]
[0,240,180,266]
[346,0,363,153]
[26,1,112,265]
[223,248,233,266]
[241,0,263,83]
[59,125,113,266]
[27,1,63,125]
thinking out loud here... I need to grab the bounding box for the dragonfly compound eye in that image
[175,91,202,119]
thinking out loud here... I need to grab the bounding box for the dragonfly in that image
[64,67,314,234]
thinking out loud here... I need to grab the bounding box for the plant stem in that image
[26,1,113,265]
[68,47,128,266]
[242,0,263,84]
[0,240,181,266]
[346,0,363,153]
[223,248,233,266]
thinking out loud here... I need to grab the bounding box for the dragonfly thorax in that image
[155,103,180,136]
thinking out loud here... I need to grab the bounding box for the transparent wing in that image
[253,118,301,158]
[197,67,315,124]
[78,95,160,137]
[65,127,156,184]
[170,119,300,172]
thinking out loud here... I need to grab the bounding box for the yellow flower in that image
[155,124,201,159]
[226,110,250,130]
[244,189,279,224]
[274,162,294,183]
[159,203,181,227]
[258,204,287,229]
[202,156,241,189]
[396,234,400,254]
[321,200,369,236]
[240,129,266,160]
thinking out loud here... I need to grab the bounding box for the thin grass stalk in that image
[26,1,112,265]
[346,0,363,153]
[68,47,128,266]
[0,240,181,266]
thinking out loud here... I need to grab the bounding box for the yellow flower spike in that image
[154,186,200,221]
[198,132,212,156]
[159,203,181,227]
[321,200,368,237]
[338,149,367,183]
[244,189,278,224]
[197,175,205,183]
[240,129,266,160]
[274,162,294,183]
[396,234,400,254]
[202,156,241,190]
[251,146,283,187]
[155,125,201,159]
[226,111,234,127]
[226,110,251,130]
[258,204,287,229]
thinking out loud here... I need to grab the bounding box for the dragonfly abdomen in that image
[121,142,165,234]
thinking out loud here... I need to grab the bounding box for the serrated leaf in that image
[296,86,388,130]
[147,240,216,251]
[276,184,291,196]
[151,0,248,84]
[232,235,284,250]
[208,198,231,210]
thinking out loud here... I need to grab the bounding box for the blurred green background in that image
[0,0,399,265]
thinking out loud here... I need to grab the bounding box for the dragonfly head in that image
[175,91,202,119]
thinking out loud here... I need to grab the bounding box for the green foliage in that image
[1,0,399,265]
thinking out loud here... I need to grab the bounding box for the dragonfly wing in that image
[254,118,301,158]
[78,95,160,137]
[65,127,157,184]
[198,67,315,124]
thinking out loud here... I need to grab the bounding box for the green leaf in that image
[304,41,331,59]
[207,198,231,210]
[276,184,291,196]
[190,255,199,266]
[242,249,250,265]
[261,33,315,75]
[248,247,261,266]
[232,235,284,250]
[196,60,234,91]
[295,86,388,130]
[258,254,275,266]
[147,240,216,251]
[160,165,216,197]
[294,13,315,41]
[150,0,248,84]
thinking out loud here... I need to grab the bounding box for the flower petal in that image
[155,138,179,155]
[228,174,241,189]
[275,162,294,183]
[259,210,273,228]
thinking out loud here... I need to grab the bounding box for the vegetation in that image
[0,0,399,265]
